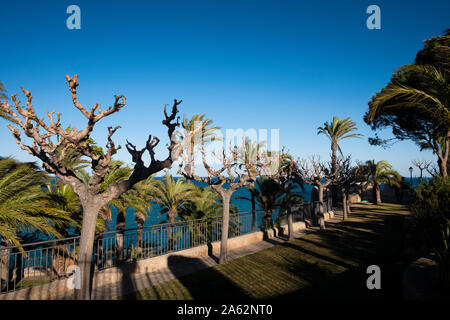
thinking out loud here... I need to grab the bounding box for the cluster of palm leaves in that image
[0,157,77,247]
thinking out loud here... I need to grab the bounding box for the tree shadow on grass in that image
[166,255,250,300]
[273,206,408,300]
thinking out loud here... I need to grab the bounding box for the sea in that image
[9,176,428,241]
[106,176,431,231]
[106,178,314,231]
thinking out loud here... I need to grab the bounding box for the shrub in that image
[409,176,450,289]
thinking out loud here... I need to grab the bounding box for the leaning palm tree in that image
[317,116,362,204]
[365,160,402,204]
[366,64,450,176]
[147,172,195,250]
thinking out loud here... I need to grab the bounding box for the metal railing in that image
[0,199,331,294]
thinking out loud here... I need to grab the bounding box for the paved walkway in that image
[94,209,344,300]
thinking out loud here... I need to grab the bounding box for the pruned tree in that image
[267,148,304,240]
[335,158,368,220]
[426,163,440,178]
[294,156,337,230]
[176,128,270,264]
[0,75,182,299]
[412,159,432,182]
[235,139,267,233]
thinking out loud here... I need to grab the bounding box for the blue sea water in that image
[106,176,429,231]
[106,178,314,231]
[9,176,426,242]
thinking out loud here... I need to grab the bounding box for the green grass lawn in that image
[119,203,410,300]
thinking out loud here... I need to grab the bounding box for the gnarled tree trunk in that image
[287,206,294,240]
[251,190,256,233]
[342,188,347,220]
[218,191,231,264]
[135,211,146,257]
[330,143,338,206]
[167,208,177,251]
[318,185,325,230]
[115,210,126,262]
[75,199,103,300]
[346,192,351,215]
[374,184,382,204]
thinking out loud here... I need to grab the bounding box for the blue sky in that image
[1,0,449,177]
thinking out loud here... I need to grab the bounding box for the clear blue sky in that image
[1,0,449,177]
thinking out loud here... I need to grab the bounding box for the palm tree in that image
[0,157,76,246]
[365,160,402,204]
[179,113,222,146]
[179,186,228,246]
[147,172,195,250]
[317,116,362,204]
[180,186,223,220]
[366,64,449,176]
[253,177,284,230]
[0,157,76,287]
[175,113,222,182]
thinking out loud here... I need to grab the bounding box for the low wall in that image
[0,212,333,300]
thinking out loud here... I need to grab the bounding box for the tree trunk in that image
[264,209,273,230]
[115,211,126,262]
[342,188,347,220]
[318,185,325,230]
[75,201,102,300]
[167,208,177,252]
[331,143,338,206]
[436,131,449,177]
[442,161,448,177]
[374,184,381,204]
[251,190,256,233]
[346,190,351,215]
[219,192,231,264]
[135,211,146,258]
[0,240,10,292]
[287,206,294,240]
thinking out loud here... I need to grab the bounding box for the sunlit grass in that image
[119,203,410,300]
